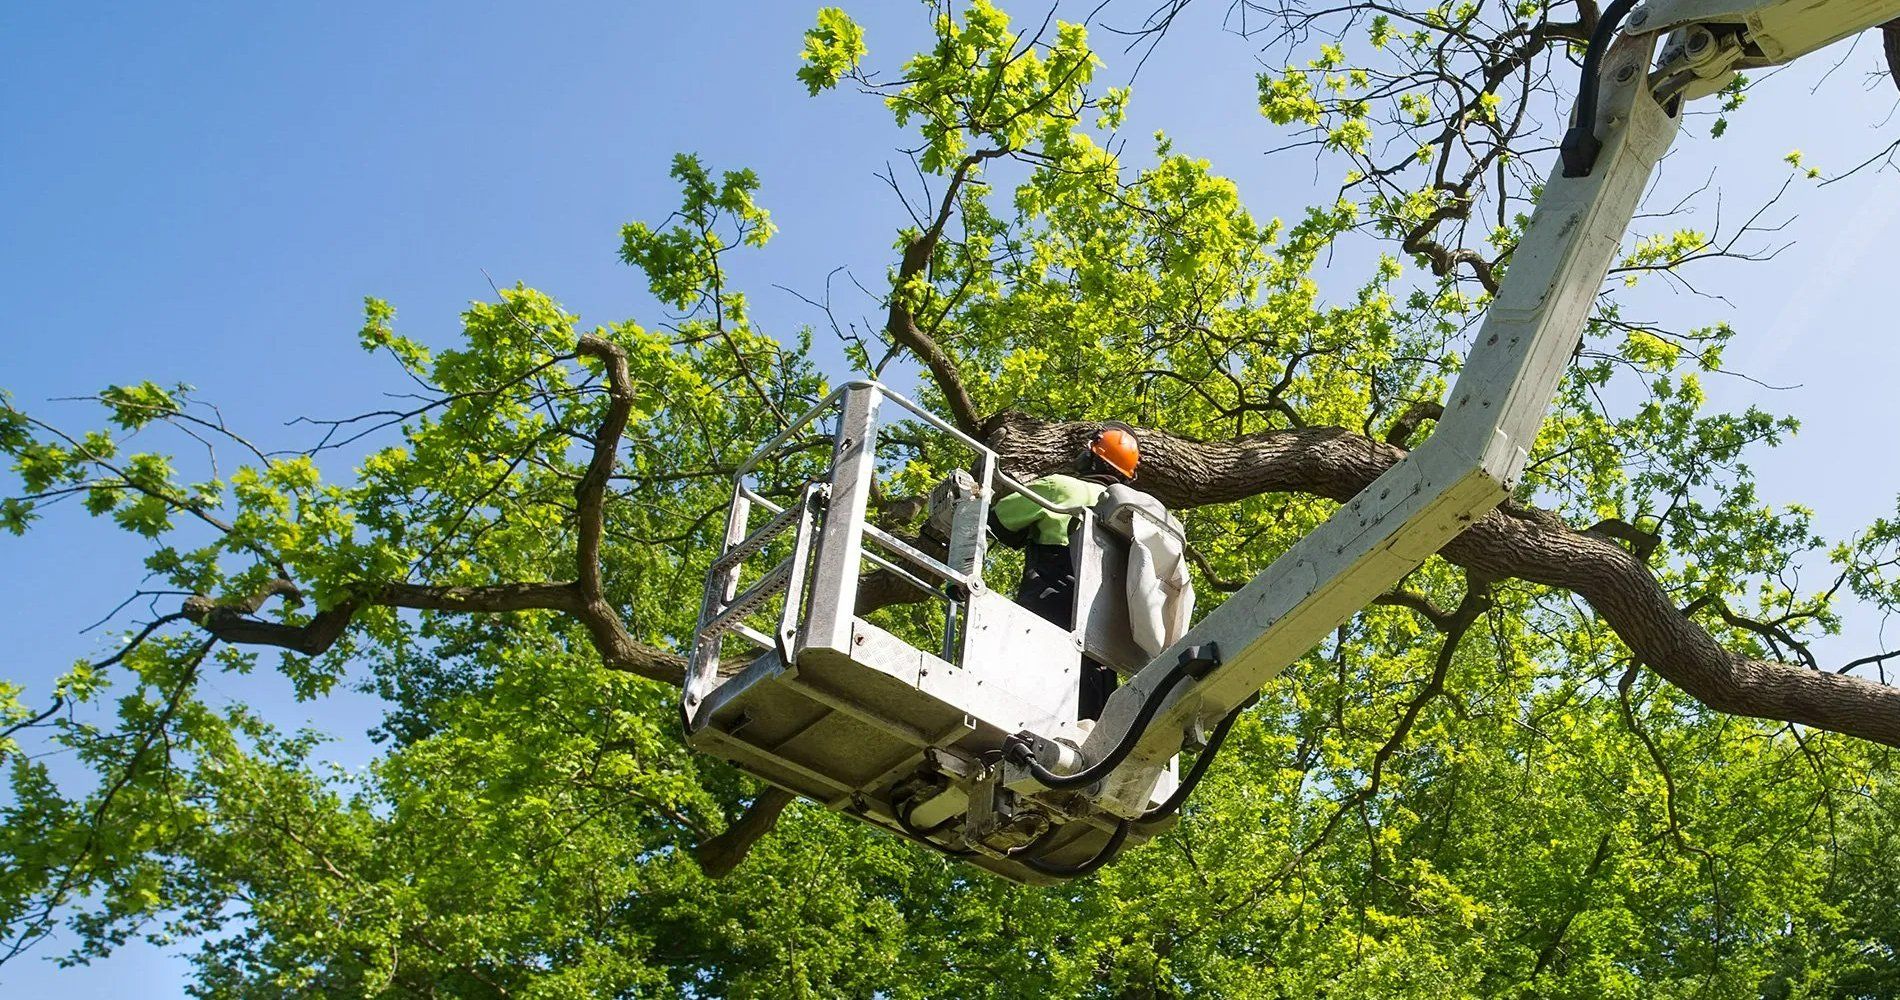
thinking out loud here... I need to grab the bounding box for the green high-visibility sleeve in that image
[992,475,1106,546]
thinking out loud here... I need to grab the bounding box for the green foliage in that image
[619,153,775,313]
[882,0,1102,171]
[796,7,867,96]
[1711,74,1750,138]
[1,2,1895,997]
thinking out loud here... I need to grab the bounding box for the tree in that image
[5,1,1900,995]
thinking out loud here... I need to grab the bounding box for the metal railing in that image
[685,381,1098,722]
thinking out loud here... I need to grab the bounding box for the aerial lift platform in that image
[684,0,1900,883]
[683,382,1175,881]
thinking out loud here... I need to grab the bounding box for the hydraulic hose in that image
[1560,0,1643,177]
[998,646,1231,877]
[1013,692,1258,878]
[1009,820,1065,859]
[1005,658,1193,791]
[1131,694,1257,834]
[1007,672,1251,879]
[1014,819,1132,879]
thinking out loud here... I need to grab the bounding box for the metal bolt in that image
[1615,63,1638,84]
[1687,28,1712,53]
[1629,6,1649,26]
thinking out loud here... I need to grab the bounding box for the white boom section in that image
[1640,0,1900,64]
[1063,0,1900,818]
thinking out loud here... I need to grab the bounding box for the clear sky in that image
[3,2,1897,994]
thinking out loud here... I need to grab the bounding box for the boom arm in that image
[1035,0,1900,818]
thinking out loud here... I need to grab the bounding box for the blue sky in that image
[3,1,1897,994]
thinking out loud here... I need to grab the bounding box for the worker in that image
[989,424,1144,721]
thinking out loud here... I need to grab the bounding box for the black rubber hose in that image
[1008,820,1065,859]
[1559,0,1643,178]
[1015,819,1132,879]
[1011,694,1257,878]
[1131,694,1257,834]
[1005,658,1193,790]
[1009,704,1237,880]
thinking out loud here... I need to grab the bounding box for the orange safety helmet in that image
[1088,425,1141,480]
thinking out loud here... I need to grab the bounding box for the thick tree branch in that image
[182,581,685,685]
[1884,19,1900,91]
[1404,214,1502,294]
[1371,589,1459,630]
[1184,542,1249,592]
[1585,517,1661,562]
[1382,401,1443,448]
[574,333,635,600]
[693,788,795,878]
[885,149,1004,436]
[986,411,1900,747]
[176,335,685,687]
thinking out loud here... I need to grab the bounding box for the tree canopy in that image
[5,1,1900,996]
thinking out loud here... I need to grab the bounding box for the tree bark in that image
[1884,20,1900,91]
[693,789,796,878]
[985,412,1900,748]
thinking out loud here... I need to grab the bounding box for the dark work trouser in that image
[1016,542,1118,721]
